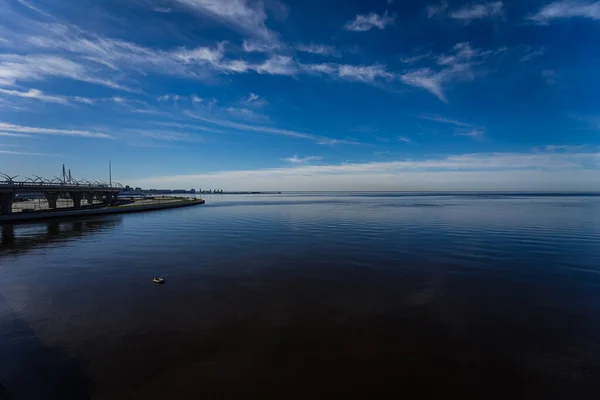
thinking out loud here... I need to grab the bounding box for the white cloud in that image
[416,115,473,127]
[191,95,203,103]
[427,1,448,18]
[124,128,202,142]
[246,92,260,103]
[255,55,297,75]
[543,145,586,151]
[174,0,279,41]
[242,39,281,53]
[0,122,112,138]
[400,52,432,64]
[282,155,322,163]
[0,53,129,91]
[303,62,395,85]
[132,151,600,191]
[17,0,53,17]
[185,111,359,144]
[243,92,268,107]
[0,149,49,156]
[398,136,415,143]
[0,88,69,104]
[401,42,495,102]
[225,106,264,120]
[530,1,600,23]
[151,121,222,133]
[449,1,503,21]
[344,11,395,31]
[0,132,31,137]
[520,46,546,62]
[338,64,395,83]
[295,43,341,57]
[400,68,447,102]
[456,128,486,140]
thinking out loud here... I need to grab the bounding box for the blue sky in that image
[0,0,599,190]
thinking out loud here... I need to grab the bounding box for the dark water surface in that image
[2,193,600,399]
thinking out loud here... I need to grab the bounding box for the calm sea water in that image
[2,193,600,399]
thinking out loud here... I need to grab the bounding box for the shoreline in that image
[0,199,205,224]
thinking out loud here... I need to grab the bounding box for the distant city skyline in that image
[0,0,599,190]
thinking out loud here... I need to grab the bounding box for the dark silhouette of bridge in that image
[0,172,122,215]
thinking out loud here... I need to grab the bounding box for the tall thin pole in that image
[109,161,112,186]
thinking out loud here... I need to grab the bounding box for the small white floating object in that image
[153,277,165,284]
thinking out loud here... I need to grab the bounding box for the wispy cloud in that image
[0,53,130,91]
[449,1,504,21]
[398,136,415,143]
[400,52,432,64]
[415,115,473,127]
[282,155,322,163]
[344,11,395,31]
[0,88,69,104]
[174,0,281,42]
[242,39,281,53]
[427,1,448,18]
[456,128,486,141]
[296,43,341,57]
[0,122,112,138]
[244,92,268,107]
[400,68,447,102]
[542,145,586,152]
[0,149,49,156]
[185,111,320,140]
[255,55,297,75]
[520,46,546,62]
[151,121,222,133]
[0,132,31,137]
[530,1,600,23]
[303,63,395,85]
[400,42,495,102]
[124,128,203,142]
[16,0,53,17]
[185,111,361,145]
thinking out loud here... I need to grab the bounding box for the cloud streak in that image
[530,1,600,23]
[174,0,280,41]
[344,11,395,31]
[0,122,112,138]
[0,87,93,105]
[282,155,322,163]
[449,1,503,21]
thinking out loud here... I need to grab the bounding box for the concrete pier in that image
[44,192,59,209]
[69,192,83,209]
[0,192,14,215]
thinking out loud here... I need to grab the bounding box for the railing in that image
[0,173,122,189]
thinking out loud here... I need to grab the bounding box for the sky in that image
[0,0,599,191]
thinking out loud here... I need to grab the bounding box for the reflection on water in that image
[1,194,600,398]
[1,217,123,255]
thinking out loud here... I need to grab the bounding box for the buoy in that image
[153,277,165,284]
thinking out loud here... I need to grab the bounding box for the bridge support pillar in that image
[85,192,95,205]
[0,192,15,215]
[101,192,111,205]
[69,192,83,209]
[44,192,59,209]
